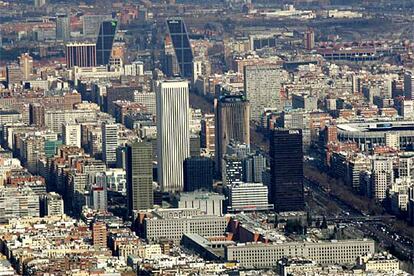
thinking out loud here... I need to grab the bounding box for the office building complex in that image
[156,80,190,192]
[96,20,117,66]
[215,94,250,175]
[243,65,287,120]
[126,141,154,215]
[166,18,193,78]
[222,154,243,186]
[136,208,228,244]
[56,13,70,41]
[183,157,214,192]
[226,239,375,268]
[178,192,224,216]
[228,182,273,212]
[269,129,305,212]
[102,123,118,166]
[65,43,97,68]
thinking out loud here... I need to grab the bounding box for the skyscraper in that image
[243,64,287,121]
[66,42,97,68]
[214,94,250,175]
[82,14,112,38]
[269,129,305,212]
[102,123,118,166]
[18,53,33,80]
[183,157,214,192]
[126,141,153,215]
[96,20,117,66]
[156,80,190,192]
[304,29,315,50]
[166,18,194,78]
[56,13,70,42]
[404,70,413,100]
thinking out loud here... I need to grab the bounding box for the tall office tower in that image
[43,192,64,216]
[102,123,118,166]
[62,123,81,148]
[156,80,190,192]
[96,20,118,66]
[269,129,305,212]
[201,114,215,155]
[214,94,250,175]
[34,0,46,7]
[82,14,112,37]
[6,64,22,88]
[404,71,414,100]
[166,18,194,78]
[92,221,107,248]
[304,29,315,50]
[126,141,153,215]
[244,64,287,121]
[65,43,97,68]
[370,157,394,201]
[56,13,70,42]
[243,152,266,183]
[183,157,214,192]
[18,53,33,80]
[190,134,201,157]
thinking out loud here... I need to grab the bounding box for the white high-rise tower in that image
[156,79,190,192]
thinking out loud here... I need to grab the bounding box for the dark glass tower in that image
[183,157,214,192]
[126,141,153,216]
[96,20,117,66]
[166,18,193,78]
[214,94,250,176]
[269,129,305,212]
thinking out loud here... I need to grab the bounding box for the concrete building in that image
[226,239,375,268]
[18,53,33,80]
[0,187,40,223]
[292,93,318,111]
[200,114,215,155]
[102,123,118,166]
[359,253,400,273]
[243,65,287,121]
[43,192,64,216]
[178,192,224,216]
[133,91,156,114]
[62,123,81,148]
[136,208,228,244]
[91,186,107,212]
[228,182,273,212]
[92,221,107,248]
[370,157,394,201]
[156,80,190,192]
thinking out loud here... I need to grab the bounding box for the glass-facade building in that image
[166,18,193,78]
[96,20,117,66]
